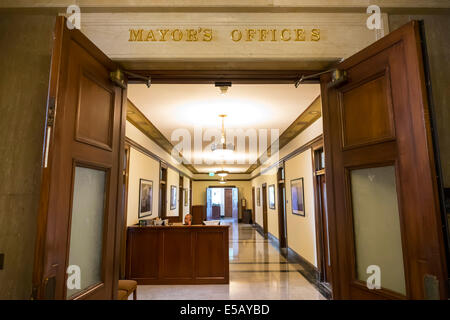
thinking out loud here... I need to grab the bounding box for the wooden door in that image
[224,189,233,217]
[318,174,332,284]
[232,188,239,219]
[33,18,126,300]
[262,184,268,237]
[251,187,256,224]
[322,21,448,299]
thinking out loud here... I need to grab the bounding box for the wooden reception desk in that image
[126,225,229,285]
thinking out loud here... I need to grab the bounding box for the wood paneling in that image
[321,21,448,300]
[126,225,229,284]
[76,71,114,150]
[340,72,395,149]
[195,231,227,279]
[162,229,193,279]
[33,17,126,300]
[128,230,159,280]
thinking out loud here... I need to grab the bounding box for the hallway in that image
[136,220,325,300]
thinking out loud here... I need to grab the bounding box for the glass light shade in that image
[216,170,229,177]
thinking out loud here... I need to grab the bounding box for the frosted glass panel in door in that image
[350,166,406,295]
[67,166,106,298]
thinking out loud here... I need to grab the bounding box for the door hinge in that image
[110,68,152,89]
[327,69,348,89]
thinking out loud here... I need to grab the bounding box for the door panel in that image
[322,21,448,299]
[232,188,239,219]
[33,17,126,300]
[225,189,232,217]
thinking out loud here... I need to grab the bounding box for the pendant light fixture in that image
[211,114,235,158]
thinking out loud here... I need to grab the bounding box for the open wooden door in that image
[322,21,448,300]
[33,17,127,300]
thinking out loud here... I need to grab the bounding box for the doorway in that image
[206,187,239,220]
[312,143,332,292]
[261,184,268,238]
[34,18,449,300]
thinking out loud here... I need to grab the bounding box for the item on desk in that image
[203,220,221,226]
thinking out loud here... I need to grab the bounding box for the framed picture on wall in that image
[257,187,261,206]
[268,184,276,209]
[290,178,305,216]
[170,185,177,210]
[139,179,153,218]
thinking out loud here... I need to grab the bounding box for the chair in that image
[117,279,137,300]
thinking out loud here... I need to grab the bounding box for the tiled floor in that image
[137,220,325,300]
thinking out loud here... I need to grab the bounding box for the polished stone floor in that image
[136,219,325,300]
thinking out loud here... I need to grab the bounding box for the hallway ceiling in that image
[127,83,320,173]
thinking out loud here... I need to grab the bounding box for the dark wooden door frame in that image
[262,183,268,237]
[224,188,233,218]
[120,143,131,279]
[277,165,287,249]
[159,163,167,219]
[251,187,256,225]
[321,21,448,300]
[311,140,332,289]
[178,176,184,221]
[32,17,127,300]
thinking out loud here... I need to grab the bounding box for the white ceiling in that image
[127,83,320,173]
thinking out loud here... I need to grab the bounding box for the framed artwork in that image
[139,179,153,218]
[290,178,305,216]
[268,184,276,209]
[170,185,177,210]
[184,189,189,206]
[257,187,261,206]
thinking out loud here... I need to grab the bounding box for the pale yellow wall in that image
[284,148,317,267]
[126,121,192,177]
[166,167,180,217]
[252,167,279,239]
[192,180,252,218]
[126,147,160,226]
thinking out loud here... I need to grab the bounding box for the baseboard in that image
[267,232,279,248]
[254,223,265,237]
[285,247,332,299]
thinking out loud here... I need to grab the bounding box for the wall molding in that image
[125,136,193,180]
[250,134,324,180]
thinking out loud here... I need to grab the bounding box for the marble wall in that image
[0,14,55,299]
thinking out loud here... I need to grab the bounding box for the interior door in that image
[224,189,233,217]
[232,188,239,219]
[33,17,126,300]
[262,184,268,237]
[322,21,448,299]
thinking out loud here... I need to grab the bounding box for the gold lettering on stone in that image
[259,29,268,41]
[311,29,321,41]
[129,29,144,41]
[295,29,305,41]
[171,29,183,41]
[158,29,170,41]
[281,29,291,41]
[246,29,256,41]
[231,29,242,42]
[186,29,198,41]
[145,30,157,41]
[202,28,213,42]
